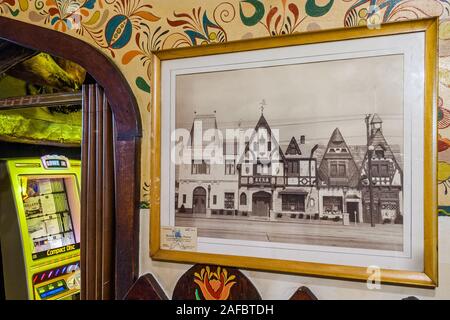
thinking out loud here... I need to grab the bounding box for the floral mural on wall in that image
[0,0,27,16]
[1,0,450,215]
[239,0,308,35]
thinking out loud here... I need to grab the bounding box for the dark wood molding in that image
[114,139,141,298]
[289,286,318,300]
[0,16,142,299]
[124,274,168,300]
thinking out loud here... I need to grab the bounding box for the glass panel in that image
[225,160,235,175]
[299,160,310,176]
[282,194,305,211]
[338,164,346,177]
[20,176,77,259]
[371,165,378,176]
[224,192,234,209]
[380,164,389,176]
[330,164,338,176]
[240,193,247,205]
[323,196,343,213]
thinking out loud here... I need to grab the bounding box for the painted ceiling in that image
[0,42,85,145]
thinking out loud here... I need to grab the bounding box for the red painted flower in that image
[439,134,450,152]
[194,266,236,300]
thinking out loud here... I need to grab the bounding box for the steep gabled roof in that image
[329,127,345,144]
[358,128,403,185]
[285,136,302,157]
[254,113,272,134]
[237,113,286,164]
[318,128,360,187]
[322,128,353,160]
[371,113,383,124]
[369,129,396,159]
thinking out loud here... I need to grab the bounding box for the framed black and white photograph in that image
[150,19,438,287]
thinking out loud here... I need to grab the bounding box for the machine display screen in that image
[44,159,68,169]
[20,177,78,260]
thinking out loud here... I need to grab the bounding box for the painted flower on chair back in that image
[194,266,236,300]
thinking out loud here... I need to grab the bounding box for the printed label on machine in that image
[41,155,70,169]
[32,243,80,260]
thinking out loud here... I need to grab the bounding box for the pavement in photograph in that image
[175,214,403,251]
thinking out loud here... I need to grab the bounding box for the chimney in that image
[300,135,306,144]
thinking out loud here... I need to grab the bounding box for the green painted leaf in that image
[136,77,151,93]
[9,8,20,17]
[195,288,202,300]
[139,201,150,209]
[305,0,334,18]
[239,0,265,27]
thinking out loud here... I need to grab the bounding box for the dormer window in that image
[256,162,270,175]
[374,145,385,159]
[225,159,235,175]
[329,148,347,153]
[330,161,346,178]
[191,160,210,174]
[287,161,299,176]
[375,150,384,158]
[371,162,390,177]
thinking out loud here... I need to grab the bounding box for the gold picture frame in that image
[150,18,438,288]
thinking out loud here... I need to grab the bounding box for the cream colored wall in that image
[1,0,450,299]
[140,209,450,299]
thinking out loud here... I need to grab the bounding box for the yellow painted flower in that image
[438,161,450,183]
[194,266,236,300]
[18,0,27,11]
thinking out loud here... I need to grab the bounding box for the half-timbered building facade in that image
[176,110,402,225]
[317,128,363,222]
[236,112,319,220]
[177,109,319,220]
[360,114,403,224]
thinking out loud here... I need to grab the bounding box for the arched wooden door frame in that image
[0,16,142,299]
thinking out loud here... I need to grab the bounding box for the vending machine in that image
[0,155,81,300]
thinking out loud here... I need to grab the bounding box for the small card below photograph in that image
[160,226,197,251]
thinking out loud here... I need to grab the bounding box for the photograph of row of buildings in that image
[175,108,403,226]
